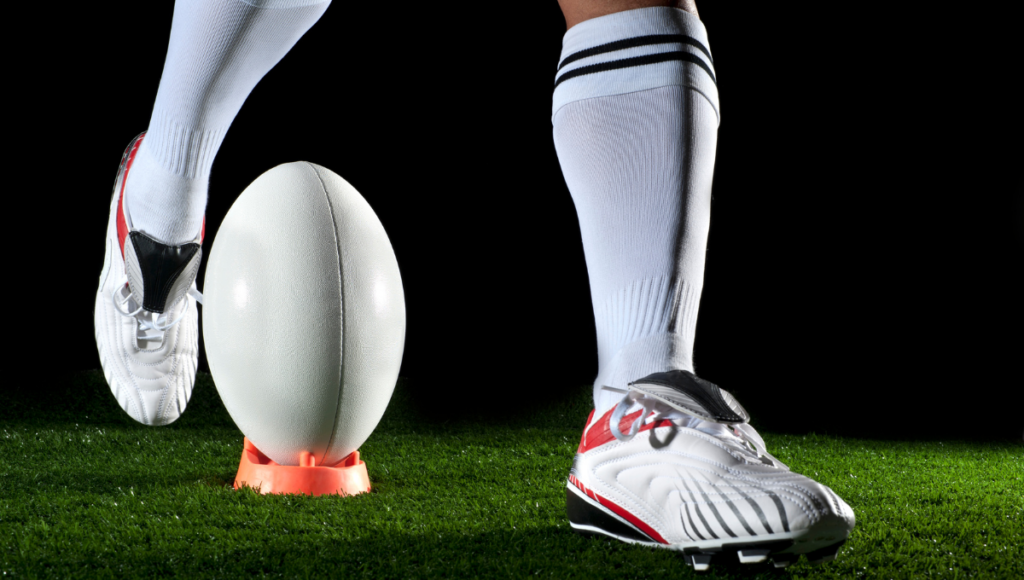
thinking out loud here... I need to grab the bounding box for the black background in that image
[13,2,1022,439]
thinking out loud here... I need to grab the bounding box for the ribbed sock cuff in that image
[239,0,330,7]
[552,7,718,121]
[143,110,225,179]
[592,276,702,397]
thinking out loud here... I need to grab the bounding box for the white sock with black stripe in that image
[125,0,330,245]
[551,7,721,415]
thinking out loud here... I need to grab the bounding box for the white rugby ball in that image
[203,162,405,467]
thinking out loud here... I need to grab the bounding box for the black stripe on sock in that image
[557,34,712,72]
[553,51,716,90]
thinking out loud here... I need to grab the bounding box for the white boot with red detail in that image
[567,370,856,570]
[94,133,205,426]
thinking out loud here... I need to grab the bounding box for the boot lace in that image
[111,277,204,342]
[605,386,788,469]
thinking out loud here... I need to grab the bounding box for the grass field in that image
[2,372,1021,579]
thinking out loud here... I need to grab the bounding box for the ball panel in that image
[309,164,407,466]
[204,163,344,466]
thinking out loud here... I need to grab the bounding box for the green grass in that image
[1,372,1021,579]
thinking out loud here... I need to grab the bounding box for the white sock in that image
[125,0,330,245]
[551,7,721,415]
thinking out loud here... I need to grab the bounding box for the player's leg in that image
[95,0,330,425]
[554,0,709,415]
[557,0,699,29]
[552,1,856,568]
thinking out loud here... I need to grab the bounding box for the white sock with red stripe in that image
[551,7,720,415]
[124,0,330,245]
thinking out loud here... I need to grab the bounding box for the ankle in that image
[124,144,208,245]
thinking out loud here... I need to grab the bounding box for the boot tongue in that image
[124,231,201,314]
[628,370,750,424]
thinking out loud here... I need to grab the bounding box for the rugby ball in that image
[202,162,405,466]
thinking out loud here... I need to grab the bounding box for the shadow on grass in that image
[4,526,793,580]
[1,371,235,428]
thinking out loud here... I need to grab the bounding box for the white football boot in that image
[94,133,205,426]
[568,370,855,570]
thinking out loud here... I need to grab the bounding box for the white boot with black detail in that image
[567,370,856,570]
[94,133,205,426]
